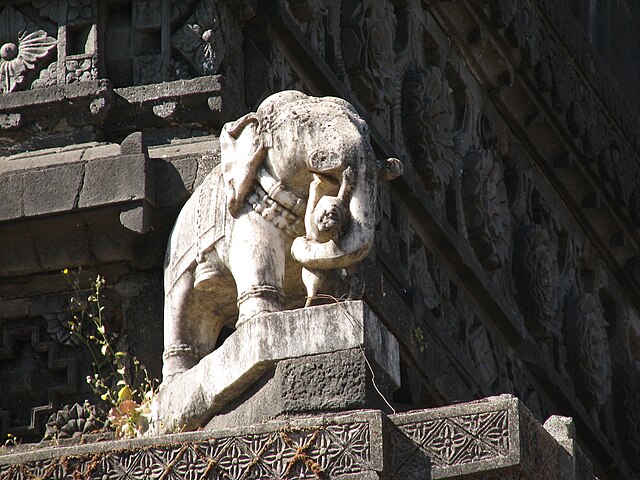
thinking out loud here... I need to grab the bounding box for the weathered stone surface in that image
[152,301,400,433]
[79,154,154,208]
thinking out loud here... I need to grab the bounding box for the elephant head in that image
[220,91,403,272]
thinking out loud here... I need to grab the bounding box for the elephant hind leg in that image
[163,267,237,383]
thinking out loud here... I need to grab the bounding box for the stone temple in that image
[1,1,640,479]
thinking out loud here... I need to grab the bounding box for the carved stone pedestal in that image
[152,301,401,434]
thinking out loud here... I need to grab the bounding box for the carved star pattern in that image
[399,409,510,468]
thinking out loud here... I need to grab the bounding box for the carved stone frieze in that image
[564,291,612,408]
[31,60,57,88]
[598,143,637,208]
[32,0,60,24]
[3,422,374,479]
[287,0,330,22]
[0,6,56,94]
[461,149,511,270]
[401,67,455,189]
[65,55,97,83]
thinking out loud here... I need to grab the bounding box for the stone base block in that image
[207,348,397,430]
[152,301,400,434]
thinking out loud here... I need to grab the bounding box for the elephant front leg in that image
[226,212,287,328]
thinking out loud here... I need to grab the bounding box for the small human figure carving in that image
[302,167,356,306]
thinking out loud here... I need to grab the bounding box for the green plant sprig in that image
[62,268,158,438]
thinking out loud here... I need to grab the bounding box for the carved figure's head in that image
[314,196,349,242]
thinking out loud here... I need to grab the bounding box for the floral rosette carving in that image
[598,143,636,207]
[613,365,640,471]
[0,6,57,93]
[564,291,612,408]
[43,402,104,440]
[461,149,511,270]
[513,224,560,339]
[341,0,395,111]
[401,67,455,189]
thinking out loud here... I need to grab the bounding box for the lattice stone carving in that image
[0,6,56,93]
[0,314,92,441]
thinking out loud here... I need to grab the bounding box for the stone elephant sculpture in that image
[162,90,402,382]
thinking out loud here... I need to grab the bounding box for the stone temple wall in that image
[0,1,639,479]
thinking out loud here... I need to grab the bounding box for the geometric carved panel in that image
[0,422,373,479]
[0,315,91,442]
[398,409,509,468]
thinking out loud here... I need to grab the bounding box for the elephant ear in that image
[220,113,266,217]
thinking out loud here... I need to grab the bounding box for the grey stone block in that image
[79,154,154,208]
[207,349,397,431]
[22,163,84,217]
[152,301,400,434]
[0,172,23,221]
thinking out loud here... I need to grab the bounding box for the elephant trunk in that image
[290,151,377,270]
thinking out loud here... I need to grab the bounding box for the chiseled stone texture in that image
[0,396,596,480]
[152,301,400,434]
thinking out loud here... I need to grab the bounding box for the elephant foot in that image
[162,343,199,383]
[236,284,285,328]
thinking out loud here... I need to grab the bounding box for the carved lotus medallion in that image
[401,66,455,189]
[564,291,612,408]
[513,224,560,338]
[462,149,511,270]
[0,6,56,93]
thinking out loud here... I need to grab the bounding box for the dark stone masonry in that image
[1,0,639,479]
